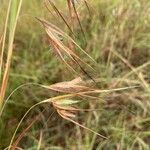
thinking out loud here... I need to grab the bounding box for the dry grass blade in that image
[57,109,108,139]
[12,109,45,150]
[72,56,96,83]
[12,117,38,150]
[47,35,78,74]
[0,34,3,78]
[36,18,96,63]
[53,103,102,112]
[0,0,23,109]
[37,18,81,60]
[84,0,91,16]
[71,0,87,42]
[8,100,48,150]
[67,0,74,24]
[0,0,11,106]
[37,18,96,80]
[58,109,76,118]
[0,34,3,45]
[44,0,57,18]
[37,131,43,150]
[47,0,74,35]
[111,50,150,90]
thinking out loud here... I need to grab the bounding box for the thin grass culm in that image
[0,0,23,110]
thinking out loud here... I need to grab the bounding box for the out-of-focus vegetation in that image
[0,0,150,149]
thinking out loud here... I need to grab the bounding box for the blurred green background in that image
[0,0,150,149]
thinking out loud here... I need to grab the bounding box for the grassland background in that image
[0,0,150,149]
